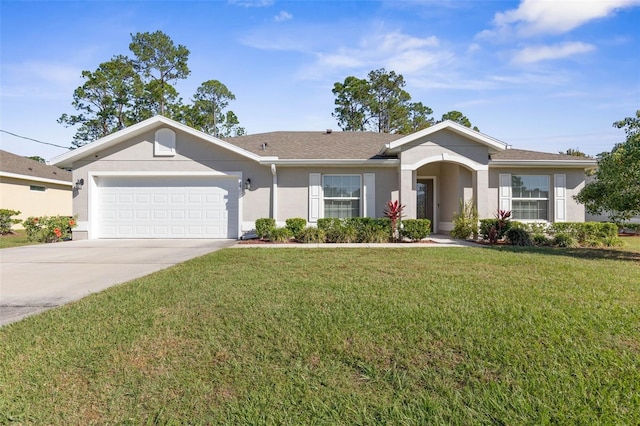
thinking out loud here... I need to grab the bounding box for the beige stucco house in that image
[50,115,596,240]
[0,150,72,228]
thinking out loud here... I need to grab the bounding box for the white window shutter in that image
[309,173,321,222]
[363,173,375,218]
[499,173,512,212]
[554,174,566,221]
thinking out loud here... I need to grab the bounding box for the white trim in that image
[264,158,398,167]
[154,128,176,157]
[321,174,362,219]
[87,171,242,239]
[382,120,508,154]
[0,171,72,187]
[271,164,278,222]
[490,160,596,168]
[50,115,263,168]
[402,153,488,172]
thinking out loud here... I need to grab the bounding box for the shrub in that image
[548,222,619,247]
[451,199,478,240]
[0,209,21,234]
[348,217,392,243]
[268,227,293,242]
[505,227,534,246]
[553,233,578,248]
[532,234,550,246]
[384,200,404,242]
[23,215,77,243]
[255,218,276,239]
[296,227,326,243]
[400,219,431,242]
[285,218,307,238]
[480,219,513,242]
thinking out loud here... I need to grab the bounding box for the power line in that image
[0,129,69,149]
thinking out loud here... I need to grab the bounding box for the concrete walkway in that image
[0,239,235,326]
[232,234,479,248]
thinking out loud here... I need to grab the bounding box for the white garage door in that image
[98,176,239,239]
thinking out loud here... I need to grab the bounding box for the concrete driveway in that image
[0,239,235,326]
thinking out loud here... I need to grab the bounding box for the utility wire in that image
[0,129,69,149]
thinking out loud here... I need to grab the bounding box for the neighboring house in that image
[50,115,597,240]
[0,150,72,227]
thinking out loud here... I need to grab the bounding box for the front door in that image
[417,179,434,232]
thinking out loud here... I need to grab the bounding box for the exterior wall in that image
[400,129,490,167]
[0,177,72,228]
[71,127,271,239]
[274,166,398,224]
[488,168,587,222]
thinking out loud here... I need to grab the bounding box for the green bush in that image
[268,227,293,242]
[548,222,618,247]
[255,218,276,239]
[318,217,392,243]
[532,234,550,246]
[451,199,478,240]
[400,219,431,242]
[296,227,326,243]
[505,227,534,246]
[553,233,578,248]
[0,209,21,234]
[285,218,307,238]
[23,215,77,243]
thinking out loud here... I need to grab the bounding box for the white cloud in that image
[228,0,273,7]
[274,11,292,22]
[493,0,639,36]
[512,42,596,64]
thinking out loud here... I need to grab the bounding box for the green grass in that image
[622,235,640,251]
[1,246,639,424]
[0,230,37,249]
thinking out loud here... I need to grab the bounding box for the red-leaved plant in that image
[489,209,512,244]
[384,200,405,242]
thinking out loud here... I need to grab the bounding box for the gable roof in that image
[49,115,269,168]
[0,150,72,185]
[490,148,597,167]
[225,131,403,160]
[380,120,508,155]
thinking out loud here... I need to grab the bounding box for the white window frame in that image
[322,174,362,219]
[510,174,550,221]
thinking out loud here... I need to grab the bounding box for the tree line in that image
[59,31,245,148]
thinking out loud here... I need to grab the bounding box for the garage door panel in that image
[98,176,238,239]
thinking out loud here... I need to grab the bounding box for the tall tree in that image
[332,76,370,131]
[560,148,590,157]
[367,69,411,133]
[58,56,142,147]
[438,110,479,131]
[60,31,244,147]
[574,111,640,223]
[129,31,190,116]
[331,68,433,134]
[186,80,245,137]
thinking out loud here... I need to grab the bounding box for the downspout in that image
[271,164,278,222]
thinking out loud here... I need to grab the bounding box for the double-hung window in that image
[322,175,361,218]
[511,175,549,220]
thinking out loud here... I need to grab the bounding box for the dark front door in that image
[417,179,434,232]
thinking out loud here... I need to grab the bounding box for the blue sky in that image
[1,0,639,160]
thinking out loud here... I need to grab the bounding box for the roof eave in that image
[0,171,73,186]
[49,116,263,168]
[261,158,399,167]
[489,160,597,168]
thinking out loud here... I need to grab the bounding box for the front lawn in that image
[1,247,638,424]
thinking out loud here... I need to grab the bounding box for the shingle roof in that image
[491,148,594,162]
[0,150,72,182]
[224,131,404,159]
